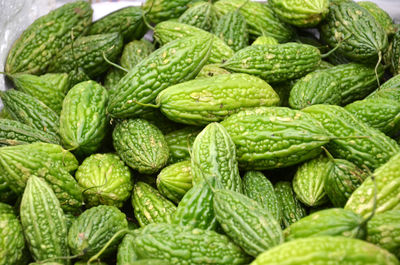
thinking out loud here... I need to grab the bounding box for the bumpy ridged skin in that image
[320,1,388,63]
[214,189,284,257]
[345,98,400,137]
[133,223,251,264]
[5,1,92,74]
[251,236,399,265]
[270,0,329,27]
[214,0,294,42]
[367,210,400,258]
[172,178,217,230]
[391,31,400,76]
[196,64,230,79]
[214,10,248,52]
[157,73,280,125]
[284,208,365,241]
[117,233,138,265]
[367,75,400,101]
[153,21,232,64]
[126,260,169,265]
[289,63,382,109]
[120,39,155,70]
[75,153,132,208]
[178,2,218,31]
[1,90,60,137]
[252,36,279,46]
[378,74,400,91]
[48,33,124,80]
[68,205,128,258]
[0,203,25,265]
[293,155,329,207]
[221,107,330,170]
[20,176,69,264]
[143,0,194,24]
[107,36,213,118]
[0,143,82,211]
[358,1,395,36]
[242,171,281,222]
[0,142,78,173]
[104,68,126,90]
[156,160,192,203]
[0,119,60,146]
[302,104,400,170]
[324,159,368,207]
[275,181,307,228]
[191,123,242,192]
[345,152,400,218]
[0,108,13,120]
[87,7,146,42]
[10,73,69,113]
[222,43,321,83]
[60,81,108,156]
[165,127,201,164]
[132,182,176,227]
[112,119,169,174]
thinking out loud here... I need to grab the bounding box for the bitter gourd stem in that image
[102,52,128,73]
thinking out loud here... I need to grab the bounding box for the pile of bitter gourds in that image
[1,0,400,264]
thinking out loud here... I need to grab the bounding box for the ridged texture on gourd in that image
[191,123,242,192]
[324,158,368,207]
[60,81,108,156]
[391,31,400,76]
[242,171,281,222]
[0,143,82,211]
[132,182,176,227]
[214,0,294,42]
[165,127,201,164]
[157,73,280,125]
[214,188,284,257]
[156,160,192,204]
[345,152,400,218]
[178,1,218,31]
[0,119,60,146]
[132,223,251,264]
[143,0,194,24]
[214,10,248,52]
[112,119,169,174]
[367,210,400,258]
[153,21,232,64]
[221,107,330,170]
[320,1,388,63]
[196,64,230,79]
[68,205,128,258]
[284,208,365,241]
[0,203,25,265]
[302,104,400,170]
[345,97,400,137]
[87,6,147,42]
[252,36,279,46]
[222,43,321,83]
[10,73,69,113]
[251,236,399,265]
[48,33,123,83]
[275,181,307,228]
[289,63,382,109]
[5,1,92,75]
[0,89,60,137]
[368,75,400,100]
[107,35,213,118]
[292,155,329,207]
[270,0,329,27]
[117,233,138,265]
[20,176,69,264]
[358,1,395,36]
[172,178,217,230]
[120,39,155,70]
[75,153,132,208]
